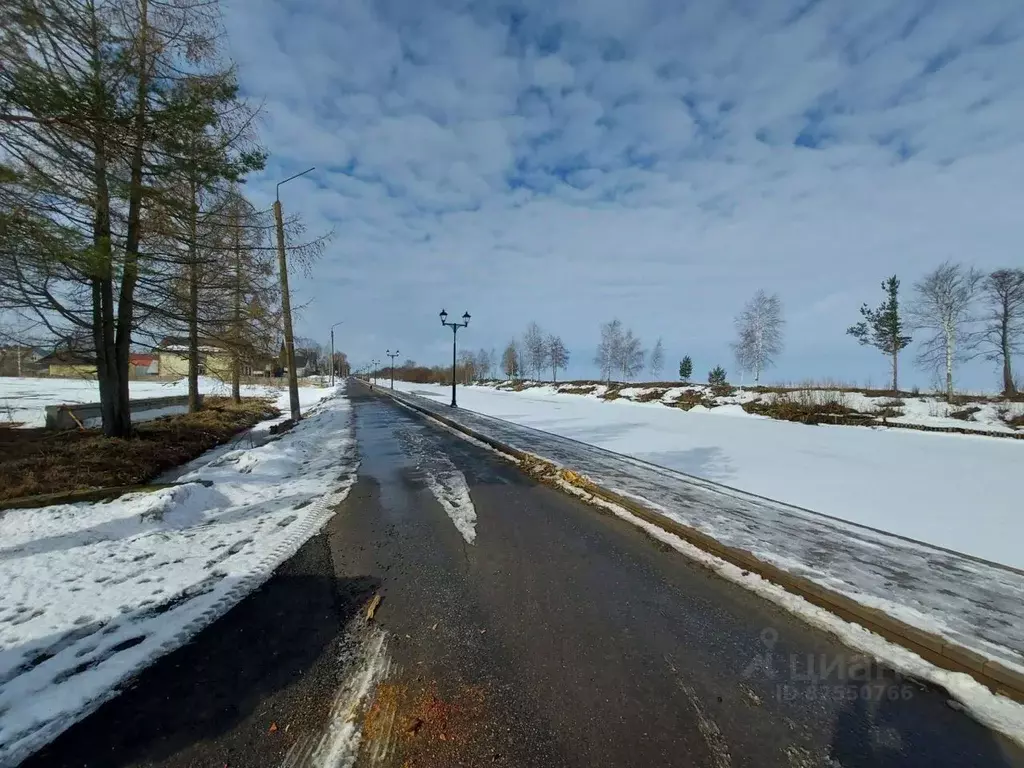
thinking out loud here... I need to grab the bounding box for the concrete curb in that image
[380,386,1024,704]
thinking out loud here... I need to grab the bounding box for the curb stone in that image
[378,385,1024,705]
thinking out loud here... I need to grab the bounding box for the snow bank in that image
[0,387,356,765]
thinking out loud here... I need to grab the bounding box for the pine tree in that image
[708,366,727,386]
[847,276,912,392]
[679,356,693,382]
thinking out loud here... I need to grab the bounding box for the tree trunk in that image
[112,0,151,438]
[186,185,201,412]
[1001,314,1015,396]
[231,207,242,404]
[891,350,899,393]
[945,330,954,404]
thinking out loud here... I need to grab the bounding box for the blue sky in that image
[223,0,1024,388]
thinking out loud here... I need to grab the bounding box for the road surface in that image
[24,384,1024,767]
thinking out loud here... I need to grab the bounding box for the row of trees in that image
[0,0,327,433]
[849,265,1024,399]
[502,323,570,381]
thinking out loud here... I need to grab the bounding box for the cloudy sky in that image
[223,0,1024,388]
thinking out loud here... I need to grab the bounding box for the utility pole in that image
[387,349,399,389]
[273,167,314,421]
[439,309,470,407]
[330,321,344,387]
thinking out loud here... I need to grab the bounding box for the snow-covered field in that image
[0,385,354,765]
[394,381,1023,570]
[0,375,307,428]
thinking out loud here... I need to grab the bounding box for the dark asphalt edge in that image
[367,383,1024,707]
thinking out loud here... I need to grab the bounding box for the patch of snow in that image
[305,626,390,768]
[0,390,357,764]
[0,375,332,429]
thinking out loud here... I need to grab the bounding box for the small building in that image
[130,353,160,377]
[36,350,97,379]
[0,346,45,377]
[157,337,274,380]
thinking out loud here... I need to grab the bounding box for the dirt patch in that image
[600,387,623,401]
[632,389,668,403]
[949,406,982,422]
[363,679,490,766]
[741,394,870,426]
[0,397,279,502]
[558,385,596,395]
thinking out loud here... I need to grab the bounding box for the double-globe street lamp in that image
[440,309,470,407]
[386,349,400,389]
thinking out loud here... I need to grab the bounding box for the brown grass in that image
[632,388,669,403]
[949,406,982,422]
[0,397,279,503]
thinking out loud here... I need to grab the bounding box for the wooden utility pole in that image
[273,199,301,422]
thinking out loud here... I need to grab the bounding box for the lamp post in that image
[330,321,344,387]
[274,166,315,421]
[440,309,470,407]
[386,349,400,389]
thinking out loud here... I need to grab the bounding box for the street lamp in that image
[274,166,315,421]
[386,349,400,389]
[330,321,344,387]
[440,309,470,407]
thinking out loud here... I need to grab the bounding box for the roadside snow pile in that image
[0,389,356,765]
[0,375,310,429]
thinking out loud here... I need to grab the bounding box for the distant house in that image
[130,353,160,377]
[279,343,314,378]
[36,350,97,378]
[0,346,45,377]
[157,337,273,379]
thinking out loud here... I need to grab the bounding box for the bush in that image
[708,366,727,386]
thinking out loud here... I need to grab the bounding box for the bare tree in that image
[649,338,664,379]
[732,290,784,384]
[971,269,1024,395]
[620,329,645,380]
[501,340,519,380]
[523,322,547,379]
[474,348,493,380]
[595,319,623,383]
[547,335,569,382]
[910,262,983,403]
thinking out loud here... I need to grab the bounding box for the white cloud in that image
[223,0,1024,387]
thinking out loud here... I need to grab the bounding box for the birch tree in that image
[547,334,569,382]
[971,269,1024,396]
[501,340,519,380]
[649,338,664,379]
[523,321,547,379]
[620,329,645,380]
[910,262,982,403]
[595,319,623,383]
[732,290,784,384]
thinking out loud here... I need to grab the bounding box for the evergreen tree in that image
[679,356,693,382]
[708,366,727,386]
[847,276,912,392]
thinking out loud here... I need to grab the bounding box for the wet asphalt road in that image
[22,383,1024,767]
